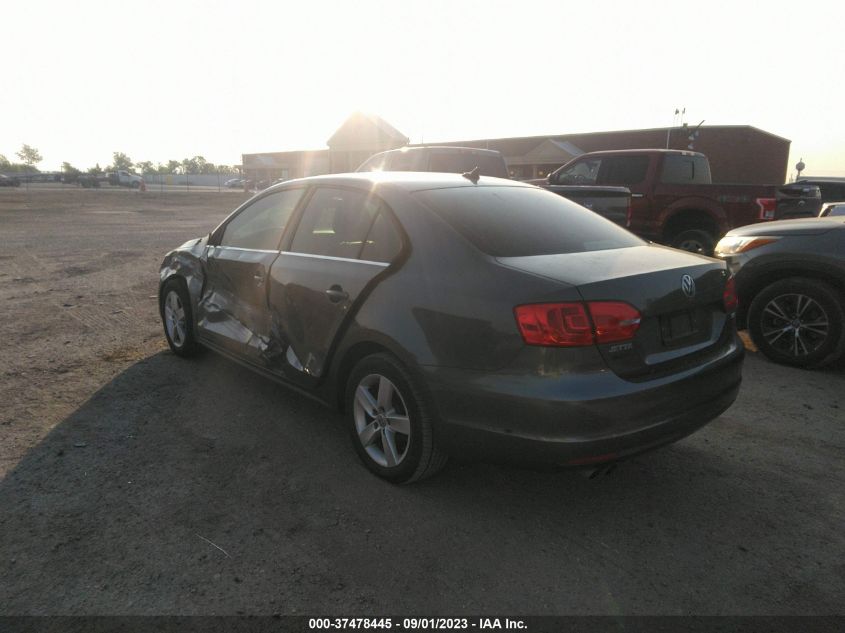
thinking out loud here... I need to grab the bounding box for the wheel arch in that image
[738,266,845,328]
[329,337,426,413]
[662,207,723,242]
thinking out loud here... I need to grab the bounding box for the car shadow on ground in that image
[1,350,843,615]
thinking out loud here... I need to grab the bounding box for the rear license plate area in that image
[660,311,698,345]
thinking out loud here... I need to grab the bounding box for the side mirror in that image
[546,172,556,185]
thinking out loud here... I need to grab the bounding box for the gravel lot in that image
[1,188,843,615]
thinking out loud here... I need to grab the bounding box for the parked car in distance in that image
[547,149,821,254]
[106,170,144,188]
[357,146,510,179]
[715,217,845,368]
[795,177,845,204]
[159,172,744,483]
[224,178,243,188]
[820,202,845,217]
[0,174,21,187]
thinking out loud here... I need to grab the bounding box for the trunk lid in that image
[498,244,732,379]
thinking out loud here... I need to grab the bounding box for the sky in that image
[2,0,844,178]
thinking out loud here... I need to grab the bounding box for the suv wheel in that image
[747,277,845,368]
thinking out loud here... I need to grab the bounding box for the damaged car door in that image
[198,188,305,363]
[268,186,403,385]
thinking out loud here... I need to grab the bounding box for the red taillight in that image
[589,301,642,343]
[514,302,594,346]
[723,276,738,313]
[756,197,777,220]
[514,301,641,347]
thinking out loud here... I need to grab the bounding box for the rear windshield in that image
[415,186,644,257]
[428,152,509,178]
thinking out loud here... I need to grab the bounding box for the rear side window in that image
[661,155,711,184]
[415,186,643,257]
[597,156,649,185]
[290,187,378,259]
[428,152,509,178]
[360,211,402,263]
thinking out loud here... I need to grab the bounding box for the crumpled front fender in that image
[159,236,208,316]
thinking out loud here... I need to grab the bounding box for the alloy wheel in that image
[163,290,187,349]
[760,293,830,358]
[353,374,412,467]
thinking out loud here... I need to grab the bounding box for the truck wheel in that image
[669,229,715,255]
[131,181,140,189]
[747,277,845,368]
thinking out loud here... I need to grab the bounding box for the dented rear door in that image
[267,187,403,386]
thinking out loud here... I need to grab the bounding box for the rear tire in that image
[160,278,200,357]
[345,353,448,483]
[669,229,715,255]
[747,277,845,368]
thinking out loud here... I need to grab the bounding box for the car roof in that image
[578,148,706,158]
[373,145,504,157]
[266,171,531,193]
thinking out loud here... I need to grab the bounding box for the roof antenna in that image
[462,165,481,184]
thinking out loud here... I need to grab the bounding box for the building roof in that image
[420,125,791,157]
[326,112,409,150]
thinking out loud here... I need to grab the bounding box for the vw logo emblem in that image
[681,274,696,298]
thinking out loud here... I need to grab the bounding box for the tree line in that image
[1,145,239,176]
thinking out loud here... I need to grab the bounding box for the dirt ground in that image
[0,188,843,616]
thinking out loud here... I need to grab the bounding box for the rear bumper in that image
[422,337,744,466]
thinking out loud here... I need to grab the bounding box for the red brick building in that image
[432,125,790,184]
[243,116,790,185]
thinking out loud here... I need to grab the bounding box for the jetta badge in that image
[681,274,696,298]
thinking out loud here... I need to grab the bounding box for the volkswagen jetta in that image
[159,172,744,483]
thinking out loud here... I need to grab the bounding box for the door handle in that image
[253,271,265,285]
[631,193,645,198]
[325,285,349,303]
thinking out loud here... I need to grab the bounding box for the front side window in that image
[221,188,304,250]
[553,158,601,185]
[289,187,380,259]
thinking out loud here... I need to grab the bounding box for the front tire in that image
[160,279,200,357]
[747,277,845,368]
[345,353,447,483]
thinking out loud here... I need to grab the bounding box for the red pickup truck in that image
[546,149,820,253]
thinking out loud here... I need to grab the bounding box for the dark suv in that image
[357,146,509,179]
[715,217,845,368]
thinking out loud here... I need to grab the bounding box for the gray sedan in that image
[160,173,743,482]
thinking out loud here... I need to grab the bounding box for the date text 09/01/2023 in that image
[308,618,527,630]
